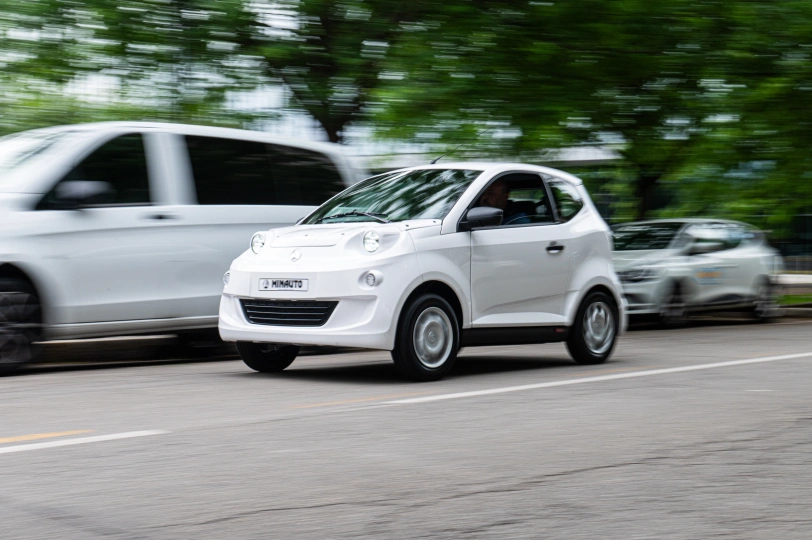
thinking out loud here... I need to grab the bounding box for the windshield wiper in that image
[315,210,391,224]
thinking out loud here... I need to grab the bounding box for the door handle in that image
[546,243,565,254]
[144,213,178,221]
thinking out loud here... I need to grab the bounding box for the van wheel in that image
[237,342,299,373]
[391,293,459,382]
[566,291,618,365]
[0,279,42,374]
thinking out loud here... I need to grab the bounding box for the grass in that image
[779,294,812,306]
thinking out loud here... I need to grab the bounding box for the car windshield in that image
[612,222,685,251]
[0,130,73,178]
[302,168,482,224]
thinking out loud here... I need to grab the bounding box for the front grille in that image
[240,299,338,327]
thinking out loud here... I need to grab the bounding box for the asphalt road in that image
[2,318,812,539]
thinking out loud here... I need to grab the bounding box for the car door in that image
[152,133,349,320]
[713,225,762,301]
[30,132,184,327]
[682,223,737,305]
[470,173,572,326]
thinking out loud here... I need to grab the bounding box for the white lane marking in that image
[0,430,168,454]
[387,352,812,405]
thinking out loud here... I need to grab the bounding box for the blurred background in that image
[2,0,812,267]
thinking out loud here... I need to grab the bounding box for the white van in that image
[0,122,359,371]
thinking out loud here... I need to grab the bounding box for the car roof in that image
[11,121,345,156]
[380,162,584,185]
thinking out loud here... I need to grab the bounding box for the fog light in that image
[223,272,230,285]
[365,272,376,287]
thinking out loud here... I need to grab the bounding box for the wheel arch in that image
[398,280,465,333]
[565,279,626,332]
[0,263,48,324]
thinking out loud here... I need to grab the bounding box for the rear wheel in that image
[566,291,618,365]
[0,278,42,374]
[237,342,299,373]
[391,293,459,382]
[753,279,779,323]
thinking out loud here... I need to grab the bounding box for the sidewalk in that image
[777,274,812,286]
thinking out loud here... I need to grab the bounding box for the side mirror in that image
[459,206,503,231]
[52,181,115,210]
[688,241,724,256]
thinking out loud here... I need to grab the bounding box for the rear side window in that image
[185,136,344,206]
[547,179,584,222]
[39,133,152,208]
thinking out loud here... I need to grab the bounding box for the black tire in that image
[752,278,780,323]
[566,291,618,365]
[391,293,460,382]
[0,278,42,374]
[658,281,689,328]
[237,342,299,373]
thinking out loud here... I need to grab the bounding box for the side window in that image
[686,223,738,251]
[185,136,345,206]
[40,133,151,208]
[475,173,555,226]
[268,144,346,205]
[547,179,583,222]
[186,136,275,205]
[725,226,749,249]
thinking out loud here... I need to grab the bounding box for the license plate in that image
[259,278,309,291]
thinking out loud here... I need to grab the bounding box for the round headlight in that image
[251,233,266,254]
[363,231,380,252]
[365,272,376,287]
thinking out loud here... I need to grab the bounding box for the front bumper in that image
[619,278,669,315]
[218,248,421,351]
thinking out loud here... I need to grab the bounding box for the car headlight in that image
[251,232,266,254]
[618,266,666,283]
[363,231,380,252]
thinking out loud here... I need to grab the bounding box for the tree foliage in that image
[2,0,812,235]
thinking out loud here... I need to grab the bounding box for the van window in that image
[185,136,344,206]
[39,133,151,208]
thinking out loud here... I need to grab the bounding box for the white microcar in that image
[219,163,627,381]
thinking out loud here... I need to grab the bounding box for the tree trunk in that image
[635,173,660,220]
[324,124,342,144]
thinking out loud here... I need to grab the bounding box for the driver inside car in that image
[478,179,532,225]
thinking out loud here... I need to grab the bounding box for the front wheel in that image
[237,342,299,373]
[391,293,460,381]
[659,281,688,328]
[0,279,42,375]
[566,291,618,365]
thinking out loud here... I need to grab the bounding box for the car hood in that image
[267,219,440,248]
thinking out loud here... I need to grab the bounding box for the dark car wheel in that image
[237,342,300,373]
[566,291,618,365]
[659,281,688,328]
[0,278,42,374]
[753,278,780,323]
[391,293,460,382]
